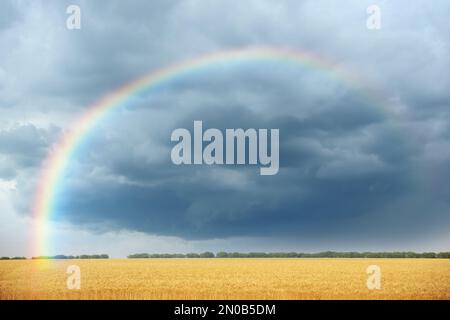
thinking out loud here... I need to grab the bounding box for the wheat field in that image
[0,258,449,299]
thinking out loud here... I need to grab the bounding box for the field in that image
[1,258,449,299]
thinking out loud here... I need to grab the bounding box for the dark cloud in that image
[0,1,20,31]
[48,62,424,240]
[0,124,57,178]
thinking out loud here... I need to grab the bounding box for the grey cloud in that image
[47,62,420,240]
[1,0,450,250]
[0,124,58,178]
[0,1,21,31]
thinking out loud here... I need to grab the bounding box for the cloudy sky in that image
[1,0,450,257]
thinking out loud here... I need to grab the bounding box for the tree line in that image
[31,254,109,259]
[0,254,109,260]
[127,251,450,259]
[1,255,110,260]
[2,252,450,260]
[128,252,215,259]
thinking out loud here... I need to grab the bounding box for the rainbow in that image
[31,46,387,256]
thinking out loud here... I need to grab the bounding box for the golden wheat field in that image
[0,258,449,300]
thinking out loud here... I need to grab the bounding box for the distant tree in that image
[128,253,149,258]
[247,252,266,258]
[285,252,297,258]
[216,252,228,258]
[437,252,450,258]
[229,252,243,258]
[124,251,450,259]
[200,252,215,258]
[422,252,436,258]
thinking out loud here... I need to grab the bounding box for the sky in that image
[1,0,450,257]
